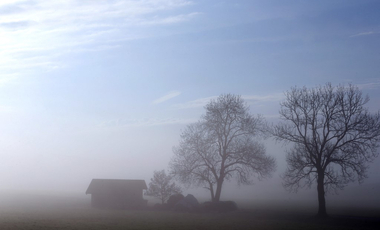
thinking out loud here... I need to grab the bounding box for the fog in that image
[1,133,379,213]
[0,0,380,219]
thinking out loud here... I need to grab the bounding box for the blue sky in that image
[0,0,379,197]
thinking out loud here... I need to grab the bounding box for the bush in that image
[173,194,199,212]
[167,194,184,209]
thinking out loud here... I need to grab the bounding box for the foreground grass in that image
[0,206,379,230]
[0,194,378,230]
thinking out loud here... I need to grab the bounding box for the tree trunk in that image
[214,179,224,202]
[317,172,327,217]
[209,182,215,202]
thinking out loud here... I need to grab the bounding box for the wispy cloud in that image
[356,79,380,90]
[0,0,197,80]
[172,96,217,109]
[153,91,181,104]
[242,94,284,103]
[138,12,201,26]
[173,93,284,109]
[101,117,196,127]
[350,31,379,37]
[102,93,285,127]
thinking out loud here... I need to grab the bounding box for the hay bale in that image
[167,194,184,209]
[173,194,199,212]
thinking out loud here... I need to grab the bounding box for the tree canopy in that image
[145,170,182,204]
[170,94,276,202]
[271,83,380,217]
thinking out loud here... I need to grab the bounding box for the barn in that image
[86,179,147,209]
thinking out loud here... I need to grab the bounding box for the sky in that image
[0,0,380,200]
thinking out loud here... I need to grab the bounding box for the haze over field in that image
[0,0,380,207]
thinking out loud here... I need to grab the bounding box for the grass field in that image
[0,193,379,229]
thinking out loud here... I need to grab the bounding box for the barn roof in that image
[85,179,147,194]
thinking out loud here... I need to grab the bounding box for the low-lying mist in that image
[1,180,379,217]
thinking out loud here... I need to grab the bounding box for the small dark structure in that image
[167,194,185,209]
[174,194,199,212]
[86,179,147,209]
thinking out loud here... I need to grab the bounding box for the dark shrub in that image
[173,194,199,212]
[167,194,184,209]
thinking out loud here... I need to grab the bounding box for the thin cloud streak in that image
[173,93,284,110]
[172,96,217,109]
[153,91,181,104]
[138,12,201,26]
[356,80,380,90]
[350,31,379,37]
[242,94,284,103]
[101,117,196,127]
[104,93,284,127]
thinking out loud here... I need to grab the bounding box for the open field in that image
[0,193,379,229]
[0,206,379,230]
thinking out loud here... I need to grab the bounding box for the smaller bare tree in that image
[145,170,182,204]
[170,94,276,202]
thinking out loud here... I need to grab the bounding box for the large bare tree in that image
[170,94,276,202]
[272,83,380,217]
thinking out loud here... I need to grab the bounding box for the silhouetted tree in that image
[145,170,182,204]
[271,83,380,217]
[170,94,276,202]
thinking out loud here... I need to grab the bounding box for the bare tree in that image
[145,170,182,204]
[272,83,380,217]
[170,94,276,202]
